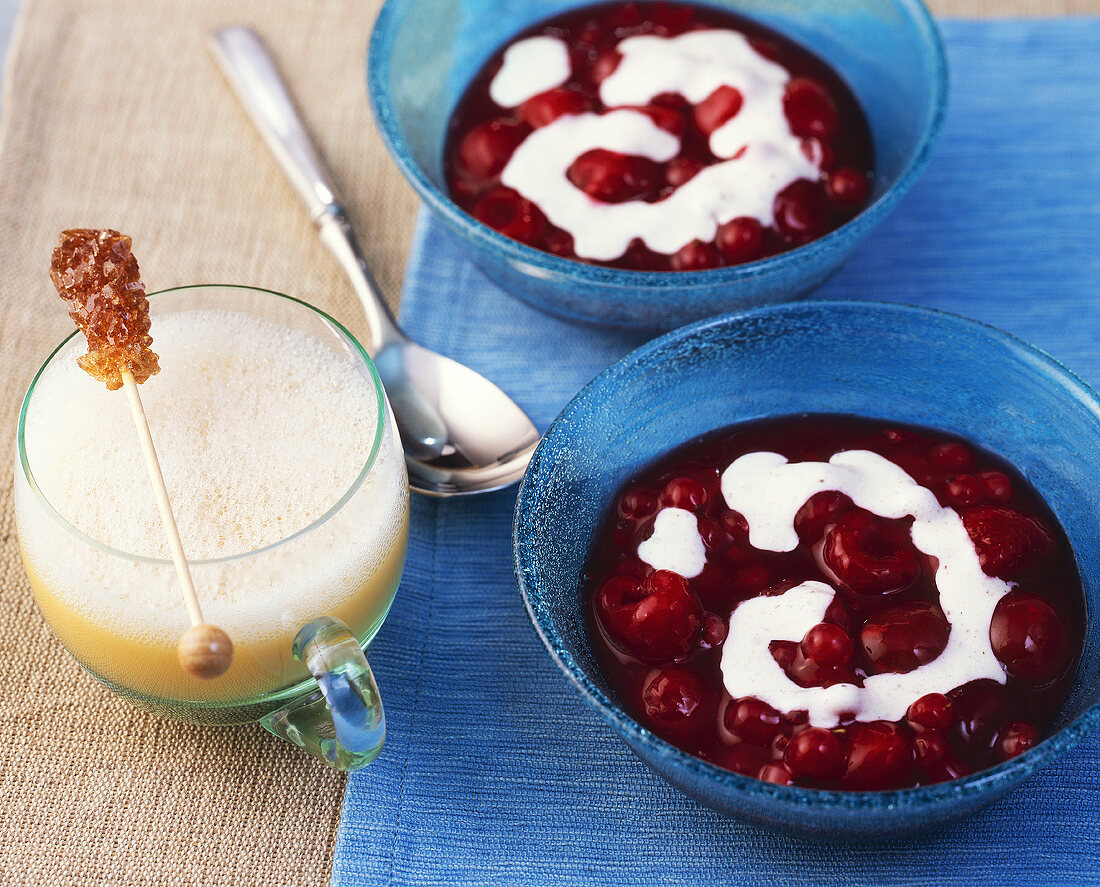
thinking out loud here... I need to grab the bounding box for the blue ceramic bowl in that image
[368,0,948,329]
[514,301,1100,837]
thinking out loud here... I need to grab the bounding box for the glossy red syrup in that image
[444,2,874,271]
[583,416,1084,790]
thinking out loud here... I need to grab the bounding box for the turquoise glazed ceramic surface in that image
[513,301,1100,837]
[368,0,947,329]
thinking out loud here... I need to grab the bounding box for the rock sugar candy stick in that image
[49,229,234,678]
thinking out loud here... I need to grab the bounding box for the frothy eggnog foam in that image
[16,308,409,702]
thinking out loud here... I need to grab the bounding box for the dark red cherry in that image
[608,2,644,32]
[773,179,828,244]
[659,476,709,511]
[633,104,686,137]
[930,442,974,472]
[758,763,794,785]
[998,720,1040,760]
[824,510,920,597]
[748,36,780,61]
[670,239,720,271]
[962,505,1055,579]
[641,666,708,729]
[990,592,1070,685]
[907,693,954,732]
[697,516,733,552]
[698,613,728,649]
[711,744,769,777]
[725,697,783,746]
[949,679,1010,751]
[681,466,722,504]
[946,474,985,508]
[666,157,705,187]
[783,644,859,689]
[568,149,661,203]
[594,570,703,662]
[518,88,591,128]
[794,491,852,543]
[619,238,669,271]
[801,622,853,667]
[651,91,690,111]
[652,2,695,36]
[913,731,949,768]
[922,754,975,785]
[455,119,527,181]
[575,21,605,52]
[880,428,916,445]
[843,721,913,790]
[785,727,845,780]
[801,137,835,171]
[782,77,839,139]
[472,187,547,243]
[719,509,750,539]
[591,49,622,85]
[860,602,949,673]
[978,471,1013,503]
[618,485,658,522]
[823,596,856,638]
[730,562,774,596]
[825,167,870,207]
[715,217,766,264]
[544,229,574,257]
[694,85,743,135]
[770,640,798,672]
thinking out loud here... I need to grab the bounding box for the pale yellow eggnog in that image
[15,302,409,710]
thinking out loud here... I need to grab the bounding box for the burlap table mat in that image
[0,1,416,885]
[0,0,1096,885]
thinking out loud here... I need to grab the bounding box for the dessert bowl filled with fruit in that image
[369,0,946,328]
[514,301,1100,837]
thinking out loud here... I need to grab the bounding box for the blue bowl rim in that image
[513,299,1100,811]
[367,0,950,291]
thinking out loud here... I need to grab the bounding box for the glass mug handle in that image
[259,616,386,770]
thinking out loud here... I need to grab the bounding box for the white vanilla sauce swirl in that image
[488,30,818,260]
[636,450,1011,727]
[489,36,572,107]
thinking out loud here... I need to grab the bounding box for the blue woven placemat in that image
[332,19,1100,886]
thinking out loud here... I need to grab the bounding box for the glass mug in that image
[13,285,410,770]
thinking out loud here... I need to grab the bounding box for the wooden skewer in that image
[121,370,234,679]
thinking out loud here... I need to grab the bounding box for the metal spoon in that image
[209,26,539,497]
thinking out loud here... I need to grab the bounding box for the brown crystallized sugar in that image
[49,228,160,390]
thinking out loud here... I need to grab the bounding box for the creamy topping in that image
[601,31,795,160]
[489,36,572,107]
[722,581,863,725]
[716,450,1011,726]
[638,507,707,578]
[496,29,817,260]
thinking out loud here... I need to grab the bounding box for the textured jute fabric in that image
[0,1,414,885]
[0,1,1096,886]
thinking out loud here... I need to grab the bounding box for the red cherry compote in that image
[445,2,873,270]
[583,416,1083,790]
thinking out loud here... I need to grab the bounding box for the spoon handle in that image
[208,26,405,353]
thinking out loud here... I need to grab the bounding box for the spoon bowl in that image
[373,339,540,496]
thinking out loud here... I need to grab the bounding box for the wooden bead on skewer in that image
[178,624,235,679]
